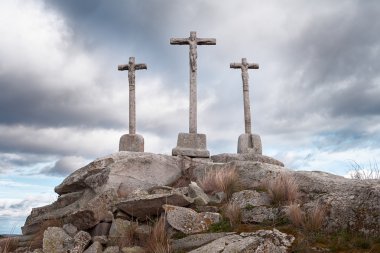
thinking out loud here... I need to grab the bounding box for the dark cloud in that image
[40,156,88,177]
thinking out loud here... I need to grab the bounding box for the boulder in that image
[189,229,294,253]
[71,231,91,253]
[211,153,284,167]
[188,181,210,206]
[42,227,73,253]
[22,152,183,237]
[104,246,120,253]
[91,222,112,236]
[83,241,103,253]
[163,205,221,234]
[63,223,78,237]
[171,232,228,252]
[121,246,145,253]
[230,190,278,223]
[116,191,193,219]
[108,218,132,246]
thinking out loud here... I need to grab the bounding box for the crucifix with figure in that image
[230,58,262,154]
[118,57,147,152]
[171,31,216,158]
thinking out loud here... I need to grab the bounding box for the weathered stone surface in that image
[63,223,78,237]
[163,205,221,234]
[42,227,73,253]
[108,218,132,246]
[230,190,277,223]
[83,241,103,253]
[121,246,145,253]
[171,233,227,252]
[91,222,112,236]
[211,153,284,166]
[92,235,108,245]
[231,190,271,207]
[117,191,193,219]
[104,246,120,253]
[23,152,182,236]
[172,133,210,158]
[237,133,262,155]
[119,134,144,152]
[188,181,209,205]
[189,229,294,253]
[71,231,91,253]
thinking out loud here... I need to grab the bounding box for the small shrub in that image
[349,160,380,180]
[286,203,304,228]
[223,201,242,228]
[208,220,232,233]
[198,167,240,199]
[266,172,299,205]
[146,217,172,253]
[304,204,326,232]
[0,237,18,253]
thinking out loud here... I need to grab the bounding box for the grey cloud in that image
[40,156,89,177]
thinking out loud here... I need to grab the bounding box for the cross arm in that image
[118,64,129,71]
[248,63,259,69]
[196,38,216,45]
[230,63,242,69]
[170,38,190,45]
[135,64,147,70]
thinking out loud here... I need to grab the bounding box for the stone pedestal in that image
[237,133,262,154]
[172,133,210,158]
[119,134,144,152]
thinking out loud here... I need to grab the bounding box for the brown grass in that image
[198,167,240,199]
[145,217,171,253]
[304,204,326,232]
[266,172,299,205]
[223,201,242,228]
[0,237,18,253]
[286,203,304,227]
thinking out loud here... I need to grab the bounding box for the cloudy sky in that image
[1,0,380,234]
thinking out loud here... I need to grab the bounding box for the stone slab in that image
[119,134,144,152]
[172,133,210,158]
[237,133,262,154]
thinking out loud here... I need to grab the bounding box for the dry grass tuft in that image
[286,203,304,227]
[146,217,172,253]
[349,160,380,180]
[223,201,242,228]
[266,172,299,205]
[304,204,326,232]
[0,237,18,253]
[198,167,240,199]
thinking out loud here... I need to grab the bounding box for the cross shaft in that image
[230,58,259,134]
[170,31,216,134]
[118,57,147,135]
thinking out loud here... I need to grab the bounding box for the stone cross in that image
[170,31,216,134]
[118,57,147,135]
[230,58,259,135]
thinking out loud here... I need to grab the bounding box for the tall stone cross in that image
[118,57,147,135]
[230,58,259,135]
[170,31,216,134]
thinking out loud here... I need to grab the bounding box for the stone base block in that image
[237,133,262,155]
[172,133,210,158]
[119,134,144,152]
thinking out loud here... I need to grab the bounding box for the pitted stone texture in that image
[230,190,278,224]
[71,231,91,253]
[188,181,210,206]
[84,241,103,253]
[119,134,144,152]
[172,133,210,158]
[211,153,284,167]
[163,204,221,234]
[189,229,294,253]
[117,191,193,219]
[104,246,120,253]
[63,223,78,237]
[237,133,262,154]
[171,233,228,252]
[42,227,73,253]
